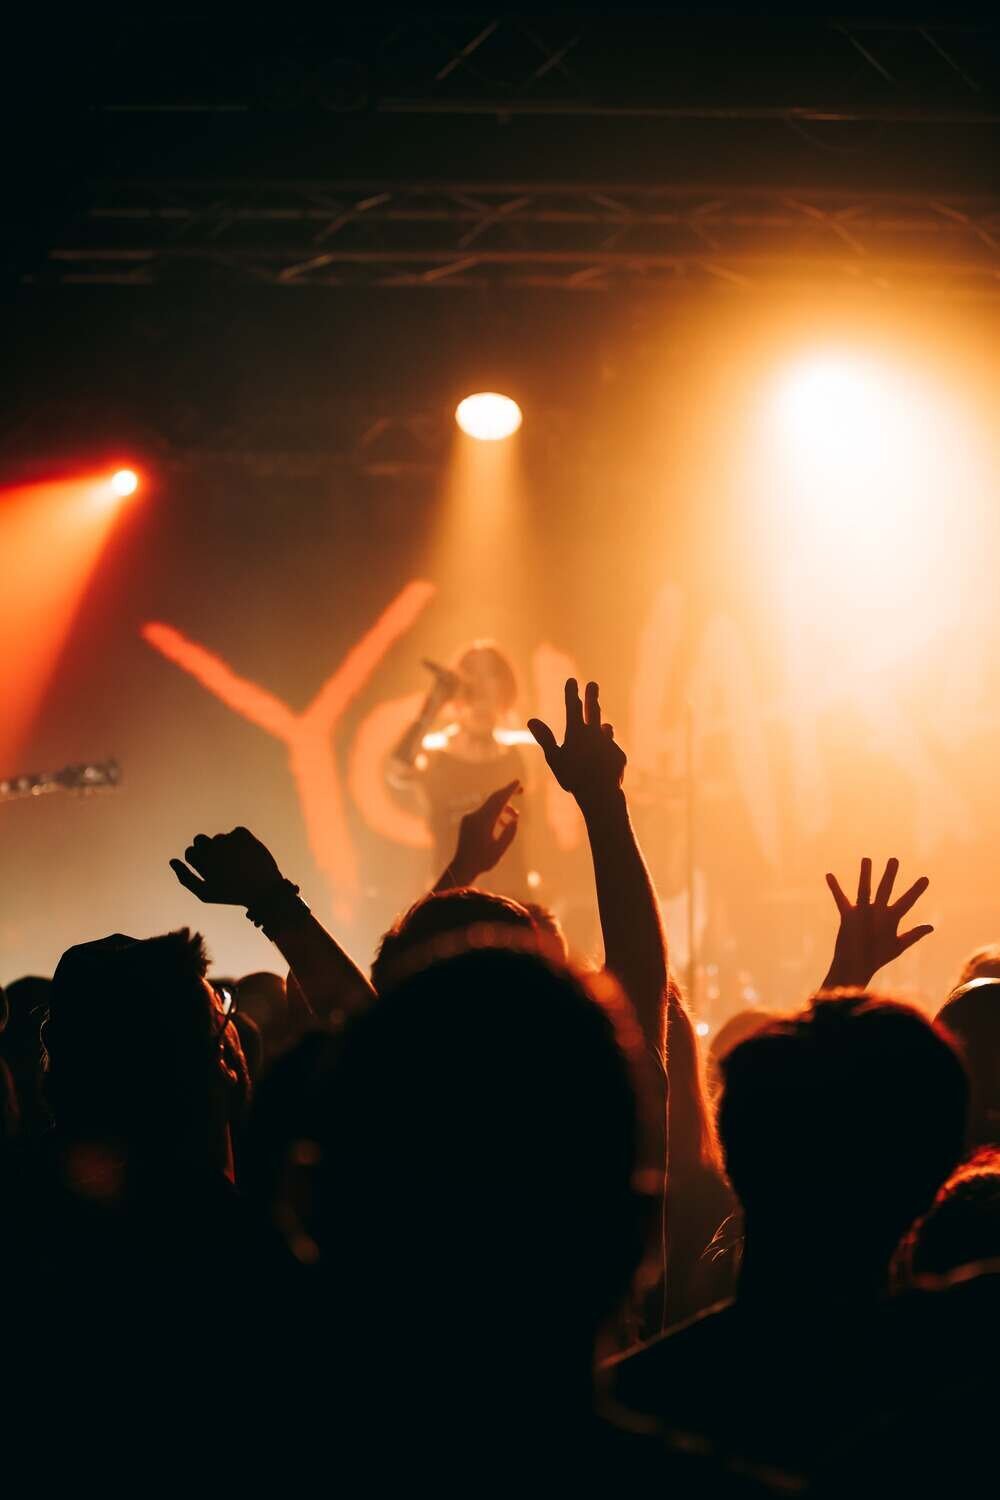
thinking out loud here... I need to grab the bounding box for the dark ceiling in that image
[4,9,996,473]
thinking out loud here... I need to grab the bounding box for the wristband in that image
[246,879,311,939]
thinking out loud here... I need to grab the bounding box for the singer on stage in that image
[388,641,533,901]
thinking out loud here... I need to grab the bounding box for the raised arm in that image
[821,856,933,991]
[530,679,669,1330]
[529,679,667,1057]
[387,668,457,789]
[170,827,375,1023]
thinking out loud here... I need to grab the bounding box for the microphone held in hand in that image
[422,659,463,700]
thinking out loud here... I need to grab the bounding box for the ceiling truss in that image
[34,180,1000,299]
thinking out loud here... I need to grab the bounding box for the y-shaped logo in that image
[143,580,436,921]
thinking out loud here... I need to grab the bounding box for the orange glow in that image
[455,392,522,442]
[0,474,130,773]
[444,401,524,638]
[110,468,139,498]
[437,412,526,614]
[760,349,986,676]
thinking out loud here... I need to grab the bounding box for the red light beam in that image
[0,474,134,772]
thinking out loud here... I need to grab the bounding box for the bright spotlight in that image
[110,468,139,498]
[455,392,522,442]
[775,356,888,459]
[761,347,985,681]
[695,1021,711,1038]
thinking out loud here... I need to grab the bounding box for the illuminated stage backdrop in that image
[1,298,996,1022]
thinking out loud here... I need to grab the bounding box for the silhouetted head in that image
[718,993,968,1284]
[238,1028,332,1216]
[235,970,290,1055]
[907,1150,1000,1279]
[454,641,518,735]
[0,976,50,1057]
[706,1007,776,1098]
[371,887,538,993]
[521,901,570,963]
[309,945,657,1357]
[0,976,52,1135]
[937,979,1000,1149]
[954,944,1000,989]
[45,930,248,1173]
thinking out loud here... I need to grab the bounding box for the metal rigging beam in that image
[31,180,999,299]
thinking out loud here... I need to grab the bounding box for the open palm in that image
[822,857,933,990]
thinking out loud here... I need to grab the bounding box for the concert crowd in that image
[1,675,997,1492]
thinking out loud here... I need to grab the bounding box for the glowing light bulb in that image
[455,393,522,442]
[110,469,139,497]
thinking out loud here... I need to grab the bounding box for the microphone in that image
[422,659,463,698]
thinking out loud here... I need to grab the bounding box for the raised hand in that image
[445,779,522,888]
[821,857,933,990]
[170,827,285,909]
[528,679,626,816]
[172,827,376,1020]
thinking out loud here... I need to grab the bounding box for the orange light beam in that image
[0,475,131,773]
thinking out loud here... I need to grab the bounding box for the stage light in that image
[774,355,903,483]
[455,392,522,442]
[758,346,985,687]
[777,356,878,438]
[110,468,139,497]
[0,472,138,770]
[769,352,936,554]
[695,1021,711,1038]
